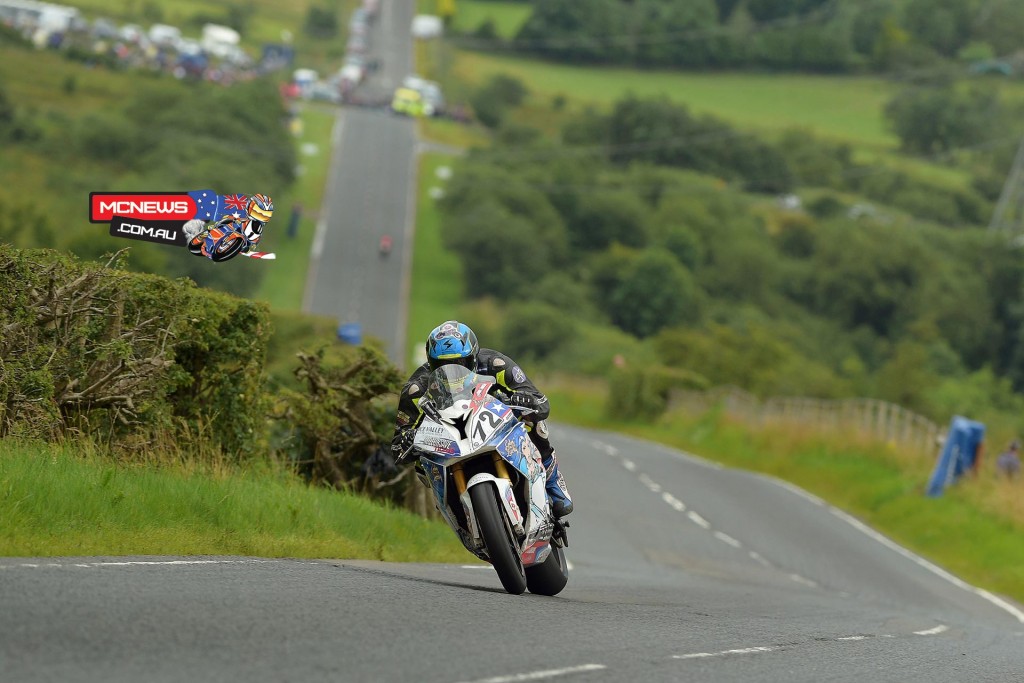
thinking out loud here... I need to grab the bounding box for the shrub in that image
[501,301,577,363]
[0,247,271,457]
[608,364,709,420]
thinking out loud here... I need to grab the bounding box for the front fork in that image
[455,453,525,547]
[451,452,511,496]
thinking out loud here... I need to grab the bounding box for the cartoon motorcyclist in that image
[182,194,274,262]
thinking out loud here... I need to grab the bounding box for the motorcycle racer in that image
[392,320,573,517]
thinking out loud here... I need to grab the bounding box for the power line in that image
[989,135,1024,233]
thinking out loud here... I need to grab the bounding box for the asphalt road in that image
[7,5,1023,682]
[3,425,1023,682]
[303,0,416,365]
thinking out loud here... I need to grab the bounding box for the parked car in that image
[347,33,368,54]
[148,23,182,49]
[91,18,118,40]
[119,23,145,44]
[391,87,427,117]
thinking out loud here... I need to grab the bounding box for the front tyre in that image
[470,484,526,595]
[526,543,569,596]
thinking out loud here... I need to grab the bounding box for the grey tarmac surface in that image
[3,424,1023,682]
[8,3,1023,681]
[303,0,415,365]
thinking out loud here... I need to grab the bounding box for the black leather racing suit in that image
[390,348,571,511]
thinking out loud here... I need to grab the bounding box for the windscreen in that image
[423,365,492,411]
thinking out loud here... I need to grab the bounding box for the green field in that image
[0,441,469,561]
[453,52,900,146]
[451,1,532,39]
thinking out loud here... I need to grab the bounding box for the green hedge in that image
[0,246,271,458]
[608,364,709,420]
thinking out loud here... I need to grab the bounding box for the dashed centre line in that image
[455,664,607,683]
[687,511,711,529]
[674,646,775,660]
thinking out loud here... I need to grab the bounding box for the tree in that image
[632,0,719,68]
[973,0,1024,56]
[567,191,650,251]
[515,0,632,63]
[441,200,551,299]
[902,0,974,57]
[304,5,338,39]
[607,248,699,338]
[501,301,577,362]
[885,85,1002,155]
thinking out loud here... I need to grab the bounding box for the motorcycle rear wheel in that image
[525,543,569,596]
[470,484,527,595]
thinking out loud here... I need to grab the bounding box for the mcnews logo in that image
[89,192,194,247]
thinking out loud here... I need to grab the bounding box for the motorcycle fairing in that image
[413,366,557,567]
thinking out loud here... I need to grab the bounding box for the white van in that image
[148,23,182,49]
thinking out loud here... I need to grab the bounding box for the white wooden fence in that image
[668,386,942,457]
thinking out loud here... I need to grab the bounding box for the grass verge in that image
[254,105,337,310]
[406,151,464,367]
[450,1,532,39]
[0,440,469,562]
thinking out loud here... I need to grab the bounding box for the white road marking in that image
[621,458,637,472]
[713,531,742,549]
[461,565,490,569]
[673,646,774,660]
[913,625,949,636]
[638,473,661,493]
[455,663,607,683]
[789,573,819,588]
[310,114,343,261]
[0,559,273,570]
[836,636,868,641]
[749,551,771,567]
[765,477,826,506]
[828,507,1024,624]
[687,511,710,529]
[661,492,686,512]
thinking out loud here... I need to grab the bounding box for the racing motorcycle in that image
[402,365,570,596]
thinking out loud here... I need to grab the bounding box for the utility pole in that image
[989,135,1024,233]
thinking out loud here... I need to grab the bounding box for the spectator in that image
[996,440,1020,480]
[288,203,302,239]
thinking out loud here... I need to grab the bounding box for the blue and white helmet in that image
[425,320,479,371]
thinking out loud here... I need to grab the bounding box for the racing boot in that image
[543,450,573,518]
[529,421,573,517]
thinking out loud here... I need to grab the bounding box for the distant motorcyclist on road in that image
[391,320,573,517]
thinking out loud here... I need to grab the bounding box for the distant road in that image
[303,0,416,366]
[3,425,1022,682]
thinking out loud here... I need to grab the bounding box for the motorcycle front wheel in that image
[470,484,527,595]
[525,543,569,596]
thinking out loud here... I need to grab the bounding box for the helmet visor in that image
[427,354,475,371]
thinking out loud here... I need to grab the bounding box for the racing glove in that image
[391,429,416,464]
[505,392,539,411]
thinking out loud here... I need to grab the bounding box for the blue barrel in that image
[337,322,362,345]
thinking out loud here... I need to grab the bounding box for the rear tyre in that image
[470,484,526,595]
[526,543,569,596]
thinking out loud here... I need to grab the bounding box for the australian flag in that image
[187,190,249,223]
